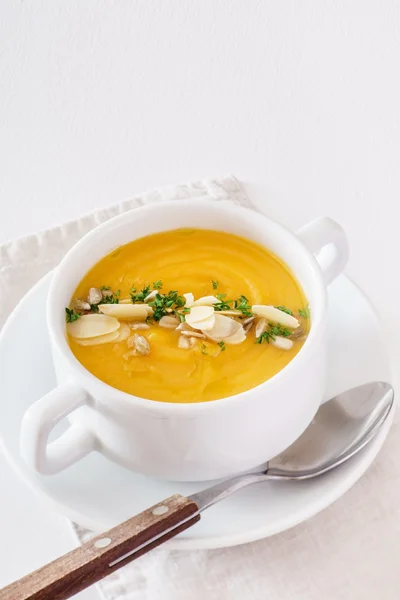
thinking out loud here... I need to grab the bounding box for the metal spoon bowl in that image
[190,381,394,511]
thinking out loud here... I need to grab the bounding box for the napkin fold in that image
[1,176,399,600]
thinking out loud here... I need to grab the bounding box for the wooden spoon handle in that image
[0,494,199,600]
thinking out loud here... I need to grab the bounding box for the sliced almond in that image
[244,320,255,333]
[98,303,153,320]
[144,290,158,303]
[129,322,151,331]
[87,287,103,305]
[75,329,121,346]
[67,314,120,339]
[255,317,267,338]
[185,306,214,327]
[183,292,194,307]
[252,305,299,329]
[272,336,294,350]
[215,310,242,316]
[181,330,206,339]
[243,316,256,326]
[202,313,239,341]
[159,315,180,329]
[192,295,219,307]
[191,313,216,331]
[178,335,191,349]
[225,324,246,345]
[114,323,131,342]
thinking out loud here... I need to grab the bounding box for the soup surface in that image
[67,229,309,402]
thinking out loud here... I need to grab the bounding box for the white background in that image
[0,1,399,597]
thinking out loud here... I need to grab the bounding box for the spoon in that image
[0,381,393,600]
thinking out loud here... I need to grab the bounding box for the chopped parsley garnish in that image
[218,341,226,352]
[148,290,186,321]
[212,280,219,289]
[256,331,272,344]
[233,295,252,317]
[130,285,151,303]
[299,307,310,319]
[256,323,291,344]
[201,343,208,355]
[214,299,232,311]
[269,323,291,337]
[275,305,293,315]
[153,280,163,290]
[65,308,80,323]
[100,289,120,304]
[214,293,252,316]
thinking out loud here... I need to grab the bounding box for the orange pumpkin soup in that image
[66,229,309,402]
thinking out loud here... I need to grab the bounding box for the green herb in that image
[233,295,252,317]
[130,285,151,303]
[299,307,310,319]
[256,323,291,344]
[201,343,208,355]
[275,305,293,315]
[176,312,186,323]
[214,299,232,311]
[256,331,272,344]
[153,280,163,290]
[269,323,291,337]
[182,306,190,314]
[65,308,80,323]
[212,280,219,290]
[90,304,99,313]
[214,294,233,311]
[100,288,120,304]
[100,285,111,291]
[148,290,187,321]
[218,341,226,352]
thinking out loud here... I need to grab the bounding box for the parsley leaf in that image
[201,343,208,355]
[256,323,291,344]
[299,307,310,319]
[153,280,163,290]
[233,295,252,316]
[269,323,291,337]
[100,288,120,304]
[65,307,80,323]
[212,280,219,289]
[214,299,232,311]
[256,331,272,344]
[130,285,151,303]
[148,290,187,321]
[218,341,226,352]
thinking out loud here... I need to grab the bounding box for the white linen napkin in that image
[1,176,399,600]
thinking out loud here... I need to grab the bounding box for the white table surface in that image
[1,1,399,597]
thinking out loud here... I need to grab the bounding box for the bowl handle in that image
[20,382,96,475]
[296,216,349,285]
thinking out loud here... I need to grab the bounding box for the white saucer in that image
[0,273,394,549]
